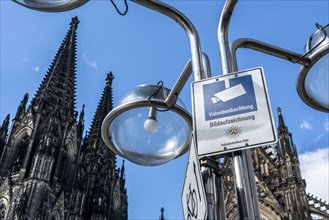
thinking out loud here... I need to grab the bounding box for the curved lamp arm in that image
[231,38,311,71]
[164,59,192,107]
[131,0,204,82]
[164,53,211,107]
[218,0,238,75]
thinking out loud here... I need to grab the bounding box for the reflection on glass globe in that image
[304,54,329,110]
[13,0,89,12]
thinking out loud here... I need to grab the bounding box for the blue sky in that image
[1,0,328,219]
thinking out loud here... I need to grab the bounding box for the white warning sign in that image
[192,67,277,156]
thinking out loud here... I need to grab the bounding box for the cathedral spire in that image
[277,107,287,134]
[84,72,114,148]
[120,160,125,179]
[159,207,165,220]
[78,72,126,219]
[0,18,128,220]
[0,114,10,151]
[30,16,79,122]
[277,107,292,154]
[14,93,28,120]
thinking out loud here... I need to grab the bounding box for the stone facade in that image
[223,108,328,219]
[0,17,127,220]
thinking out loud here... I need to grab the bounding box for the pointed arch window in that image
[0,198,8,220]
[59,151,68,183]
[51,210,62,220]
[53,149,67,184]
[11,134,29,174]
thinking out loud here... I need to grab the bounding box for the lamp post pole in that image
[218,0,261,219]
[218,2,328,219]
[130,1,225,219]
[132,0,262,219]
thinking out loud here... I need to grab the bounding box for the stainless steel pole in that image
[218,160,228,220]
[200,54,227,220]
[201,158,219,220]
[218,0,261,219]
[131,2,221,220]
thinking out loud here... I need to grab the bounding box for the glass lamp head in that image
[297,24,329,112]
[12,0,89,12]
[101,84,192,166]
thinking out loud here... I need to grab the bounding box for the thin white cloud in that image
[22,57,29,63]
[300,120,313,130]
[313,134,324,143]
[34,66,40,72]
[22,56,36,63]
[82,53,97,69]
[300,148,329,202]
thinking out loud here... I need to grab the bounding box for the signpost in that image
[192,67,277,156]
[182,137,207,220]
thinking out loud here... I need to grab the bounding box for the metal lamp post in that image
[100,0,208,167]
[218,1,261,219]
[218,1,328,219]
[12,0,329,219]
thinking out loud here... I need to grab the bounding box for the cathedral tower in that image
[273,107,310,219]
[0,17,127,220]
[72,73,127,219]
[224,108,312,219]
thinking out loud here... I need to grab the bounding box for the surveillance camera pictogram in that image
[211,83,246,103]
[203,74,258,121]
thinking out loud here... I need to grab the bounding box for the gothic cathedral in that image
[0,16,328,220]
[0,17,127,220]
[223,108,329,219]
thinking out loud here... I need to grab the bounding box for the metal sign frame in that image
[192,67,277,156]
